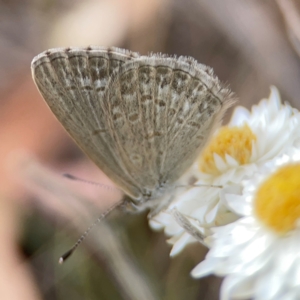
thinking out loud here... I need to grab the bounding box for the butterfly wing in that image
[32,47,235,205]
[103,55,234,200]
[31,47,143,199]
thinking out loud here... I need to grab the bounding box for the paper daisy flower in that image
[192,148,300,300]
[150,86,300,256]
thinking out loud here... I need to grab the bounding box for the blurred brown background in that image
[1,0,300,299]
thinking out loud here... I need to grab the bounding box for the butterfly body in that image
[31,46,234,212]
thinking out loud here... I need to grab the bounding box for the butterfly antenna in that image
[63,173,121,192]
[59,200,123,264]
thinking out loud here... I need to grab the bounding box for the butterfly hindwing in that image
[104,56,234,199]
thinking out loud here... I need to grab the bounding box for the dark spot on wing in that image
[155,99,166,107]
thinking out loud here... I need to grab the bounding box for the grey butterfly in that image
[31,46,235,215]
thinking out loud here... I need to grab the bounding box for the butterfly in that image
[31,46,234,215]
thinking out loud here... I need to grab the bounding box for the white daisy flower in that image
[192,148,300,300]
[150,86,300,256]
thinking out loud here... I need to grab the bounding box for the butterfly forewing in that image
[31,46,235,208]
[32,47,142,199]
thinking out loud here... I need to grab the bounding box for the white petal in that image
[254,267,284,300]
[280,290,299,300]
[288,257,300,287]
[149,219,164,230]
[225,193,252,216]
[164,223,183,236]
[207,228,256,259]
[214,211,239,227]
[250,140,258,161]
[220,274,254,300]
[225,154,239,168]
[204,201,219,223]
[214,153,228,172]
[230,106,251,126]
[170,232,194,257]
[191,257,218,278]
[275,236,299,274]
[269,86,281,108]
[238,248,273,276]
[237,231,275,262]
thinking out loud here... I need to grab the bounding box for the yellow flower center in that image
[199,124,256,175]
[254,163,300,234]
